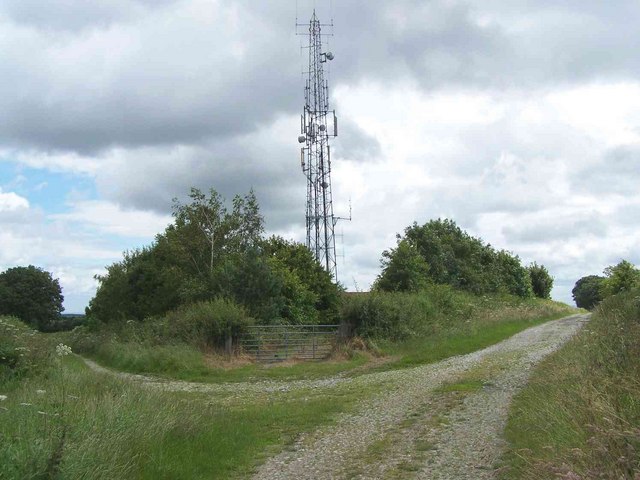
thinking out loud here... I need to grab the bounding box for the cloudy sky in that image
[1,0,639,312]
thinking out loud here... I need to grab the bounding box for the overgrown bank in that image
[342,286,573,370]
[500,290,640,479]
[0,316,371,479]
[68,286,573,382]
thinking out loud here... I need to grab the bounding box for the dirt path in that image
[252,313,589,479]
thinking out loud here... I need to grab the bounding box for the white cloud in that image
[50,200,172,238]
[329,81,640,303]
[547,83,640,147]
[0,187,29,211]
[0,149,100,175]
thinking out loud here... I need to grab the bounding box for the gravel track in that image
[80,314,588,478]
[80,357,348,395]
[252,314,588,479]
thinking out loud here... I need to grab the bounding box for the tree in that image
[169,187,263,275]
[87,188,340,327]
[262,236,341,323]
[383,218,534,297]
[88,188,265,323]
[374,238,430,292]
[493,250,533,298]
[572,275,604,310]
[0,266,64,330]
[528,262,553,299]
[602,260,640,297]
[404,219,484,288]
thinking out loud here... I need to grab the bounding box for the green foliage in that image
[263,236,340,323]
[164,298,254,348]
[0,316,52,381]
[378,219,533,297]
[602,259,640,297]
[572,260,639,309]
[71,291,572,385]
[404,219,489,290]
[88,187,263,322]
[167,187,263,277]
[0,265,64,331]
[373,238,430,292]
[70,322,368,382]
[47,314,86,332]
[0,365,366,480]
[1,336,369,479]
[340,285,571,344]
[527,262,553,299]
[571,275,604,310]
[340,291,437,341]
[214,248,287,324]
[87,188,339,332]
[493,250,533,298]
[88,247,184,322]
[391,315,570,371]
[501,291,640,479]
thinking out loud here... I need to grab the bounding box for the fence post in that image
[312,325,317,359]
[225,332,233,358]
[257,331,261,361]
[285,328,289,360]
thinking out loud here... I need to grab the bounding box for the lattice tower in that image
[297,10,340,280]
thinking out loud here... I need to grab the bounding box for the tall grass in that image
[0,317,370,479]
[69,326,369,383]
[341,285,574,369]
[500,290,640,479]
[341,285,572,341]
[68,286,574,382]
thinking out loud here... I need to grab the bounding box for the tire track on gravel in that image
[252,314,588,480]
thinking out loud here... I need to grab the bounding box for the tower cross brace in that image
[298,11,340,280]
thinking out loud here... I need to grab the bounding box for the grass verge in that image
[75,339,369,383]
[367,294,574,372]
[0,319,374,479]
[499,291,640,479]
[68,289,575,383]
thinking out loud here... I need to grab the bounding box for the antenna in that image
[296,10,346,281]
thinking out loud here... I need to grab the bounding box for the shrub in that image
[602,260,640,297]
[263,236,341,323]
[379,219,534,297]
[528,262,553,299]
[340,290,442,341]
[86,188,341,328]
[373,238,430,292]
[0,316,52,380]
[163,297,254,348]
[0,266,64,330]
[572,275,605,310]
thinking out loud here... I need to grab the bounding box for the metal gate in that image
[240,324,339,362]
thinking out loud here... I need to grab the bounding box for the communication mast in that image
[297,10,342,280]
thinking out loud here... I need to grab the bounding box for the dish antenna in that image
[296,11,347,281]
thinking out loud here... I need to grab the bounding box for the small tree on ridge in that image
[0,265,64,330]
